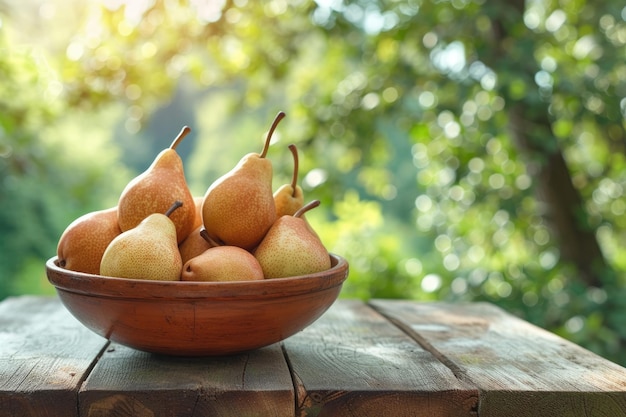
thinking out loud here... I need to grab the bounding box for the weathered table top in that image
[2,296,626,417]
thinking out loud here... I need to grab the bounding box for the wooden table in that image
[2,296,626,416]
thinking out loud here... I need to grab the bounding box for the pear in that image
[191,196,204,231]
[201,112,285,251]
[181,246,264,282]
[274,144,304,217]
[254,200,331,278]
[100,201,183,281]
[117,126,196,244]
[178,225,219,265]
[57,207,121,274]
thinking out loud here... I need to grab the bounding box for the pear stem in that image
[294,200,320,218]
[260,111,286,159]
[165,200,183,217]
[200,228,223,246]
[170,126,191,150]
[288,144,299,197]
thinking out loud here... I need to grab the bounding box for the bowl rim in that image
[46,253,349,301]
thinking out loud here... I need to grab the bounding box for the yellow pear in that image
[117,126,196,244]
[201,112,285,251]
[254,200,330,278]
[57,207,121,274]
[181,246,264,282]
[274,144,304,217]
[100,201,183,281]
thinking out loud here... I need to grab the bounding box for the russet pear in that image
[57,207,121,274]
[178,225,218,265]
[254,200,330,278]
[191,196,204,231]
[181,246,264,282]
[176,197,208,264]
[274,144,304,217]
[201,112,285,251]
[100,201,183,281]
[117,126,196,244]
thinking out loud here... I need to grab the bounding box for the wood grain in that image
[0,296,109,417]
[370,300,626,417]
[4,296,626,417]
[282,299,479,417]
[46,254,348,356]
[78,342,295,417]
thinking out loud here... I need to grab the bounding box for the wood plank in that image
[0,295,109,417]
[78,342,294,417]
[282,299,478,417]
[370,300,626,417]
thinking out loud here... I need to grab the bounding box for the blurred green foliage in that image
[1,0,626,365]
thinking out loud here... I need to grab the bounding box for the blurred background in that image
[1,0,626,364]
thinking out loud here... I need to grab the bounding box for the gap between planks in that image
[74,340,114,413]
[281,342,303,416]
[367,300,475,387]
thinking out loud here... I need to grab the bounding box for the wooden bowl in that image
[46,254,348,356]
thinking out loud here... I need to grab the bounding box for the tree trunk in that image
[488,1,609,288]
[508,105,606,287]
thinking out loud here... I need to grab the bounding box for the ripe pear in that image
[117,126,196,244]
[181,246,264,282]
[274,144,304,217]
[201,112,285,251]
[100,201,183,281]
[57,207,121,274]
[254,200,331,278]
[178,225,219,265]
[192,196,204,231]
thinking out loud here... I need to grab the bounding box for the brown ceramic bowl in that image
[46,254,348,356]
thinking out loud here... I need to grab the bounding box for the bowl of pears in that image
[46,112,349,356]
